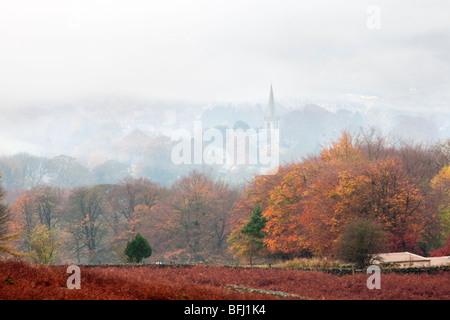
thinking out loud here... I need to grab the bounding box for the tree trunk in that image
[249,241,253,267]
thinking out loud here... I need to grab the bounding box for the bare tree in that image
[66,185,111,263]
[108,177,160,226]
[160,171,239,262]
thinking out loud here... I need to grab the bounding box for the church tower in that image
[264,84,279,130]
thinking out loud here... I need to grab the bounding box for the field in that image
[0,260,449,300]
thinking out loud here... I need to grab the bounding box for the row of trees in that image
[0,145,184,191]
[229,130,450,262]
[0,132,253,191]
[1,129,450,266]
[0,153,124,190]
[4,172,240,264]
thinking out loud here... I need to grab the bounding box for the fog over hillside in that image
[0,93,448,190]
[1,0,450,188]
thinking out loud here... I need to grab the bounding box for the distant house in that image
[375,252,450,267]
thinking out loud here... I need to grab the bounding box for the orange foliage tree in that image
[105,177,161,256]
[153,170,240,263]
[229,132,429,259]
[228,163,296,259]
[9,186,63,255]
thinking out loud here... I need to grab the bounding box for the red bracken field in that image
[0,260,449,300]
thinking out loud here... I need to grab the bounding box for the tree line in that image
[230,129,450,262]
[0,138,186,191]
[1,129,449,265]
[4,173,240,264]
[0,153,125,190]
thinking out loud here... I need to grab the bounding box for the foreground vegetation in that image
[1,260,449,300]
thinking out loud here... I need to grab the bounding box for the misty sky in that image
[1,0,450,108]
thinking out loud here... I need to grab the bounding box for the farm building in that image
[375,252,450,267]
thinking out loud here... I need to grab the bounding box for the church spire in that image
[264,84,278,130]
[267,84,275,119]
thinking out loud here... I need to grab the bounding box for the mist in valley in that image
[0,0,449,190]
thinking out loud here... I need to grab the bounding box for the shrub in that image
[28,225,60,264]
[336,218,386,269]
[124,233,152,263]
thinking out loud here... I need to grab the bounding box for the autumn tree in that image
[231,132,430,259]
[9,185,63,255]
[262,159,321,257]
[103,177,161,261]
[28,224,60,264]
[0,195,10,253]
[65,185,111,263]
[8,192,35,252]
[327,157,425,252]
[0,175,21,257]
[320,131,360,161]
[354,129,446,253]
[162,171,216,261]
[229,163,296,258]
[260,133,365,257]
[9,185,63,230]
[33,185,63,229]
[159,170,239,262]
[233,163,294,215]
[108,177,160,228]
